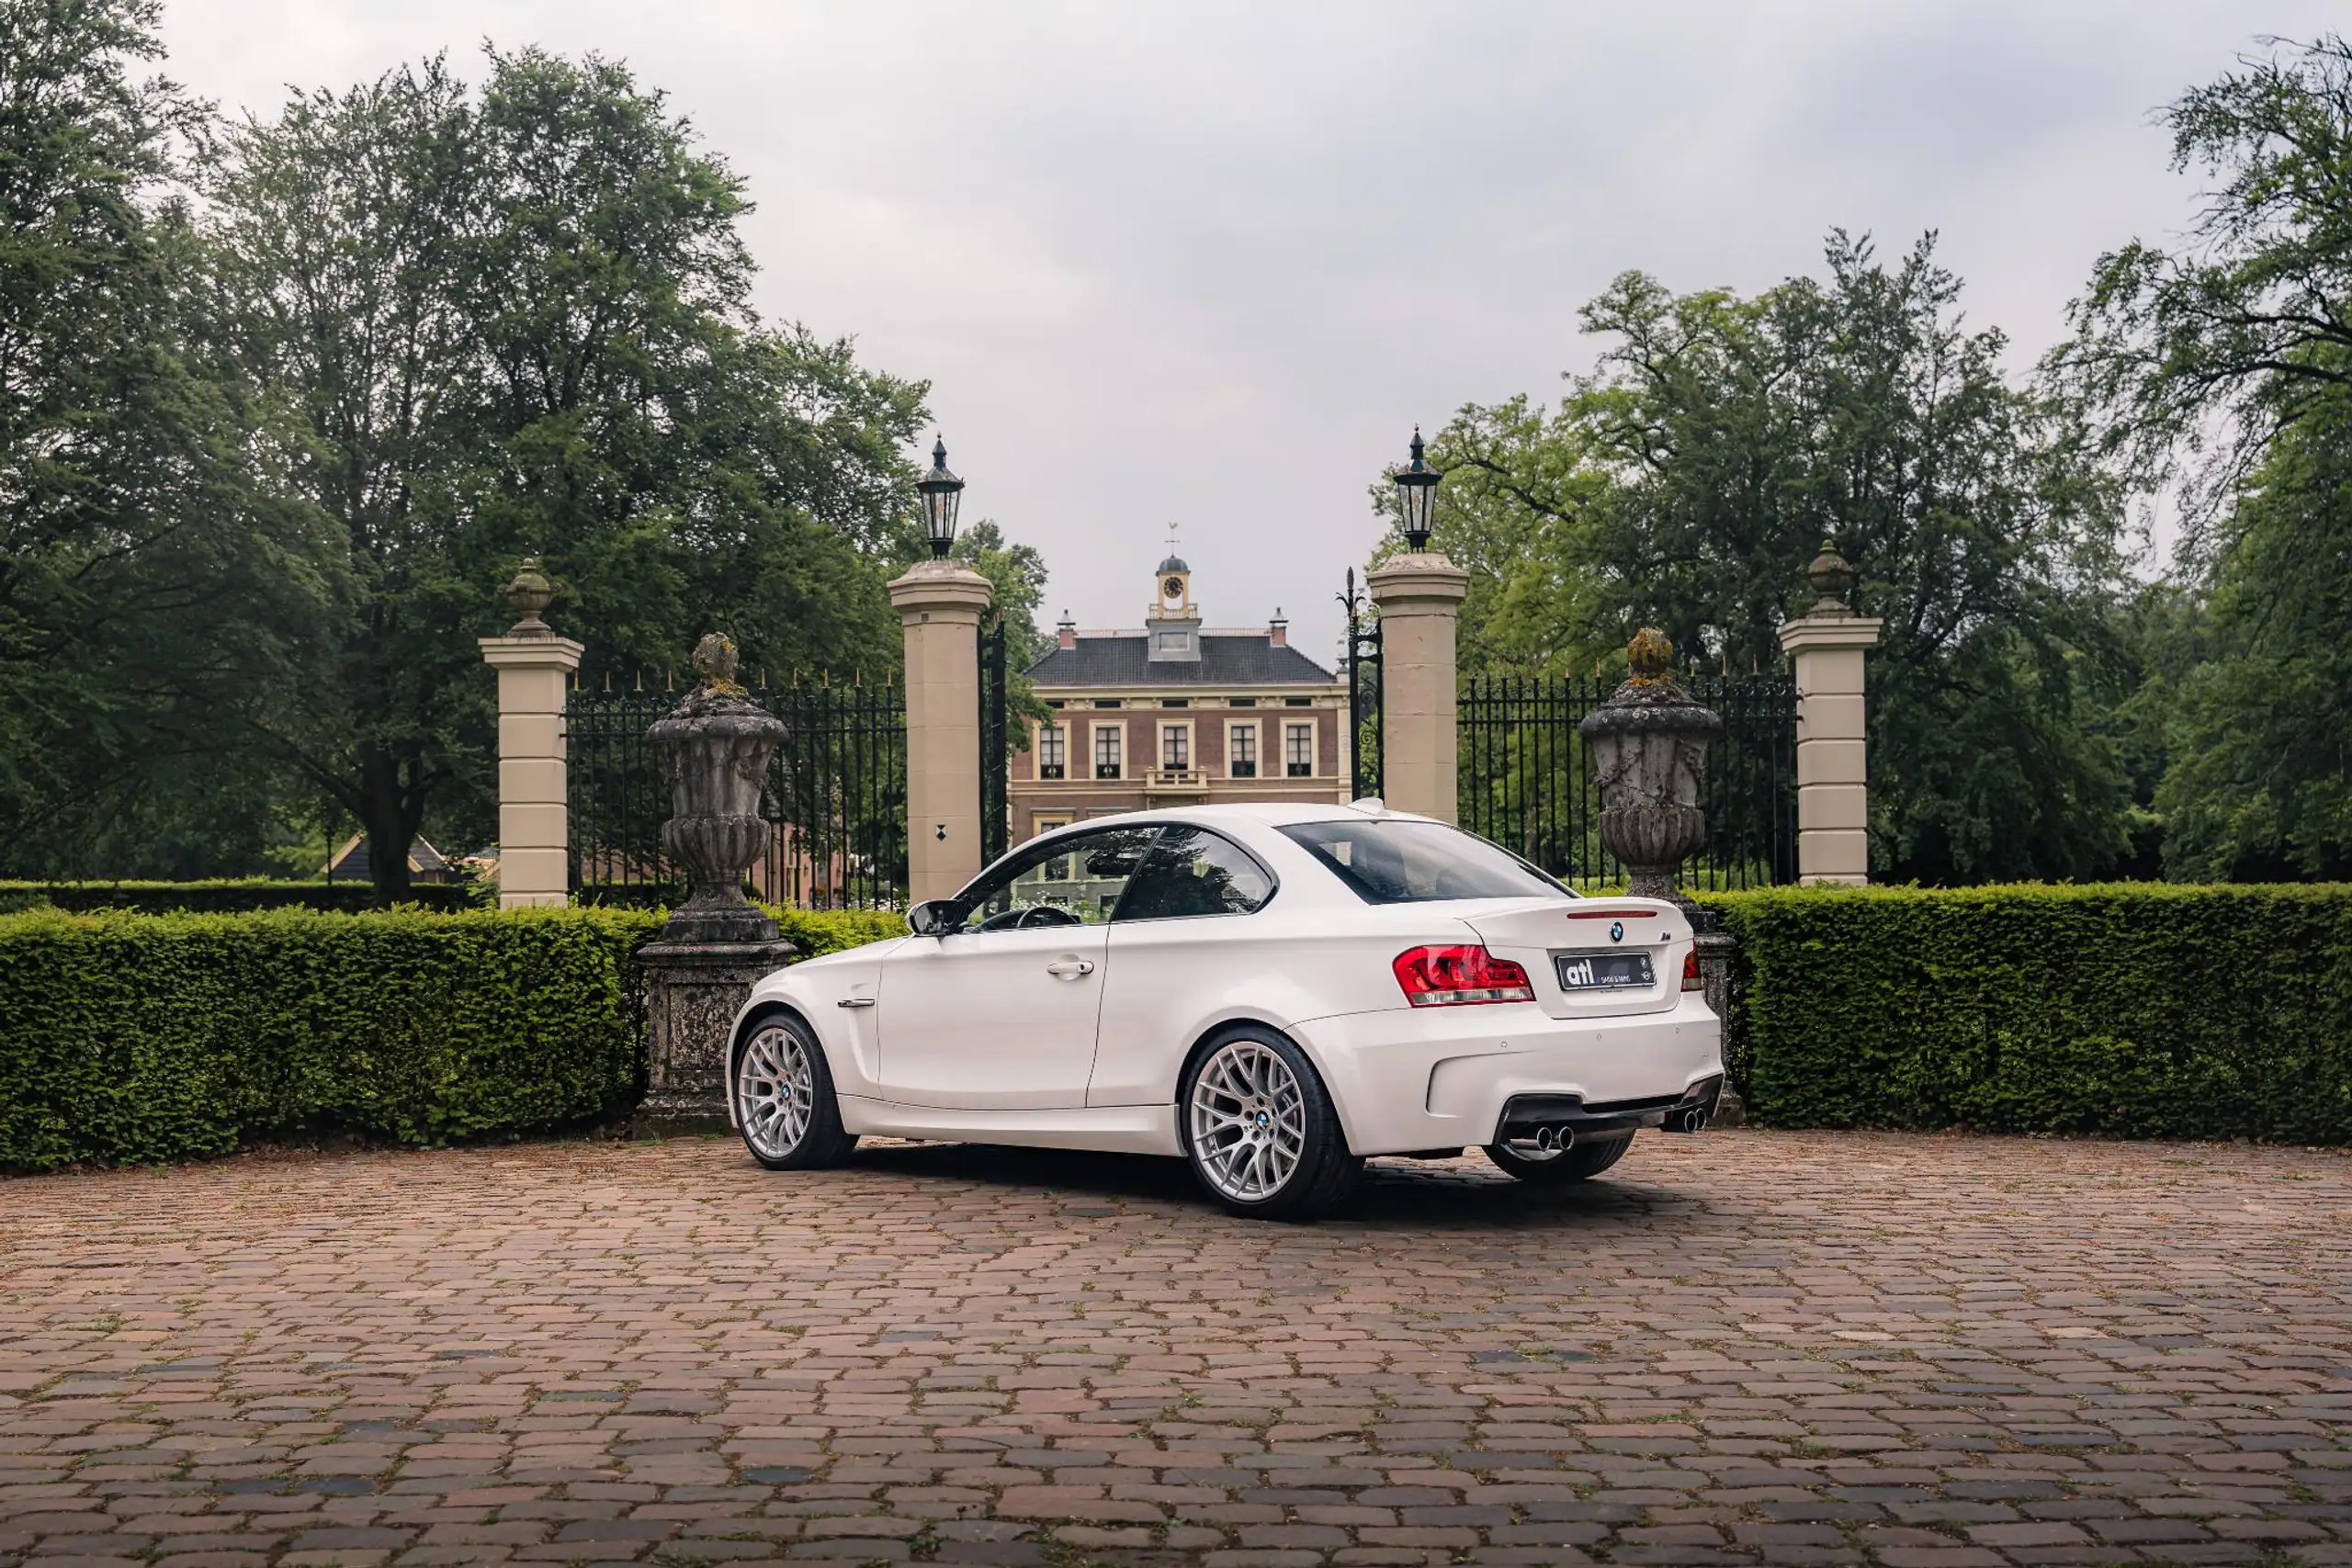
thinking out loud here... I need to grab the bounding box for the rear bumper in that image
[1289,993,1724,1157]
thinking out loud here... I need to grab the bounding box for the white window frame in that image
[1285,720,1316,778]
[1091,721,1124,780]
[1227,718,1261,779]
[1035,720,1067,781]
[1159,720,1193,773]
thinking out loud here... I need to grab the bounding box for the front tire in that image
[733,1012,857,1170]
[1180,1028,1361,1221]
[1484,1129,1634,1185]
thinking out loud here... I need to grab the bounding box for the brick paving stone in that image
[2,1131,2346,1568]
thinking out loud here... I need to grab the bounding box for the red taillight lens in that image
[1681,946,1702,991]
[1393,945,1535,1007]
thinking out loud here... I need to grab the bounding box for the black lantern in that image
[916,435,965,558]
[1392,426,1439,551]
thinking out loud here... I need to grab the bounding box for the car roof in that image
[1034,801,1434,836]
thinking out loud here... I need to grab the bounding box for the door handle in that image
[837,997,876,1009]
[1045,959,1096,979]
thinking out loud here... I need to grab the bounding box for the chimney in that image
[1268,606,1287,648]
[1057,610,1076,651]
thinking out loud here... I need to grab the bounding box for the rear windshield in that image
[1279,818,1568,904]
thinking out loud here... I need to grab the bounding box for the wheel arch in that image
[1171,1016,1363,1157]
[724,1000,820,1133]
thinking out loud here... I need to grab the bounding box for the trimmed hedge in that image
[0,879,477,915]
[0,903,911,1173]
[0,907,662,1172]
[1707,884,2352,1142]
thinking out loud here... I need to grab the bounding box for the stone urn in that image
[648,633,785,943]
[1577,628,1724,904]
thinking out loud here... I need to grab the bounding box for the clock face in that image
[1162,576,1184,601]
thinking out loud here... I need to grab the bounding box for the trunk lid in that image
[1460,896,1690,1020]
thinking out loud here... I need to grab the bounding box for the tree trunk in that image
[360,747,415,902]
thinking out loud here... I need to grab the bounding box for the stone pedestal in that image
[637,939,798,1135]
[1367,553,1470,823]
[888,560,994,902]
[1692,919,1746,1126]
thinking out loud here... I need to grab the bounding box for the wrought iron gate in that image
[567,674,909,908]
[1456,672,1798,889]
[978,615,1010,867]
[1341,569,1383,802]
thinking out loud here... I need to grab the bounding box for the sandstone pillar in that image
[888,560,995,903]
[1366,554,1470,824]
[1777,544,1883,886]
[479,560,582,908]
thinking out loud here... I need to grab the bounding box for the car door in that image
[1090,826,1279,1108]
[874,825,1159,1109]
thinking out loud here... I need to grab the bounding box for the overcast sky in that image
[159,1,2336,667]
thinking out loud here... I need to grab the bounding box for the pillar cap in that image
[1366,552,1469,606]
[887,558,994,618]
[1777,613,1883,654]
[480,634,584,671]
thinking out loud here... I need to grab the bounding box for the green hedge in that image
[1707,884,2352,1142]
[0,903,910,1173]
[0,879,477,914]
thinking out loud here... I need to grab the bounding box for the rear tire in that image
[1180,1027,1361,1221]
[1484,1129,1634,1185]
[732,1011,858,1171]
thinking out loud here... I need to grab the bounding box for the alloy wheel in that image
[737,1023,815,1160]
[1187,1039,1307,1202]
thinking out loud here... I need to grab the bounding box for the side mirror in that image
[907,898,968,936]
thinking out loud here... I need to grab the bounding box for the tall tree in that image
[2053,36,2352,878]
[0,0,335,876]
[204,49,931,895]
[1405,234,2133,882]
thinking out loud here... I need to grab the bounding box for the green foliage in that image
[0,906,664,1171]
[770,906,910,955]
[1408,235,2134,884]
[0,880,477,915]
[200,48,937,895]
[2054,36,2352,882]
[0,0,340,877]
[1707,884,2352,1141]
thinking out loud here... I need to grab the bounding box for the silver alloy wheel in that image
[1187,1039,1307,1202]
[737,1023,815,1161]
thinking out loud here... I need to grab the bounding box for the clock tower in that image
[1144,547,1201,662]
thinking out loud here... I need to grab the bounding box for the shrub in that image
[771,906,908,955]
[0,906,662,1172]
[1707,884,2352,1142]
[0,879,476,915]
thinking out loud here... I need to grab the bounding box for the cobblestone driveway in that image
[4,1132,2348,1568]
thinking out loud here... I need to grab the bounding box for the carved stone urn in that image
[635,633,797,1135]
[1577,628,1724,904]
[647,633,785,945]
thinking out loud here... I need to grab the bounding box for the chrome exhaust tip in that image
[1667,1105,1709,1134]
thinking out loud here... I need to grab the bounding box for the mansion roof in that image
[1026,631,1338,688]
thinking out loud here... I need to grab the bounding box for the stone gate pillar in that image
[1777,542,1883,886]
[888,560,995,903]
[479,558,582,908]
[1367,553,1470,824]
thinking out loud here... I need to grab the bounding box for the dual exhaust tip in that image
[1516,1102,1710,1151]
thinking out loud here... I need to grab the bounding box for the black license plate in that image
[1555,951,1655,991]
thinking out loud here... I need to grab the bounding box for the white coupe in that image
[725,802,1724,1219]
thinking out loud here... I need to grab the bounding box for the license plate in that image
[1555,951,1655,991]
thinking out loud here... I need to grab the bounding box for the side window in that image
[1114,827,1275,922]
[956,827,1158,931]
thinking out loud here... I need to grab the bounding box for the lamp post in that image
[917,436,965,558]
[1391,426,1439,552]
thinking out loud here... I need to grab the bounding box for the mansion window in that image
[1037,724,1066,780]
[1228,724,1257,779]
[1162,726,1190,771]
[1285,722,1314,777]
[1094,727,1123,780]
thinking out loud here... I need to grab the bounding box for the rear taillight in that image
[1681,946,1702,991]
[1394,945,1535,1007]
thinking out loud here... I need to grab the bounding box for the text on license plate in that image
[1555,951,1655,990]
